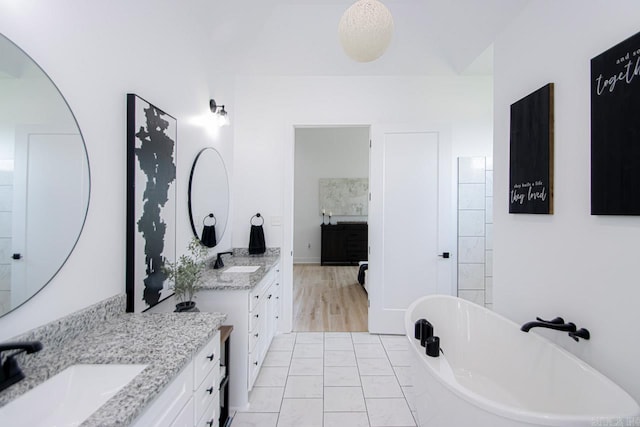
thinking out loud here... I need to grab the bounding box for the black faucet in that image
[213,251,233,269]
[0,341,43,392]
[520,316,577,333]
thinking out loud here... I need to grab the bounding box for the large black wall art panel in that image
[591,30,640,215]
[126,94,177,312]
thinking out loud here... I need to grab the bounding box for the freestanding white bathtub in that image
[405,295,640,427]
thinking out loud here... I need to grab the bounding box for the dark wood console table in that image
[321,223,368,265]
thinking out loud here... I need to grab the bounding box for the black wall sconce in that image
[210,99,229,126]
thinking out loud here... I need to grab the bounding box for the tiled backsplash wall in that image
[457,157,493,309]
[0,163,12,314]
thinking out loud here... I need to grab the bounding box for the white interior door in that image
[12,129,87,304]
[368,126,453,334]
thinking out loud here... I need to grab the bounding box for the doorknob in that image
[12,253,22,260]
[438,252,450,259]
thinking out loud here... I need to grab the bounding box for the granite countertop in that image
[0,311,226,426]
[201,250,280,291]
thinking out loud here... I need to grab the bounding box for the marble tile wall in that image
[457,157,493,309]
[0,167,12,312]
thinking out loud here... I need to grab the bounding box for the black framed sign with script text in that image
[509,83,555,214]
[591,30,640,215]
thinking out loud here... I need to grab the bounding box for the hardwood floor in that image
[293,264,368,332]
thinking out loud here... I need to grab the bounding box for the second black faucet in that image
[521,316,590,341]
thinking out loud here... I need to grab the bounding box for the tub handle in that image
[536,316,565,325]
[568,328,590,342]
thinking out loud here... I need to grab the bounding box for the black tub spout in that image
[521,320,577,333]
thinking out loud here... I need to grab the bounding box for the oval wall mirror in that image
[0,34,90,317]
[188,147,229,248]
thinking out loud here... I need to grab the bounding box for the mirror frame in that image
[187,147,229,247]
[0,34,91,318]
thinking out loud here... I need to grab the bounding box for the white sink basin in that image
[0,363,147,427]
[224,265,260,273]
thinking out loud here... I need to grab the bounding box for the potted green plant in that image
[163,237,209,312]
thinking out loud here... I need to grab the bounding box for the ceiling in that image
[207,0,530,76]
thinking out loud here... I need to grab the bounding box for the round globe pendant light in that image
[338,0,394,62]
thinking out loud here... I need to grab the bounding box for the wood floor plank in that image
[293,264,368,332]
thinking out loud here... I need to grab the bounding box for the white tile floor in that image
[230,332,417,427]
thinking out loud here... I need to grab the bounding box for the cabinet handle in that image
[207,420,214,427]
[254,295,259,299]
[207,386,214,394]
[276,316,279,319]
[254,333,259,338]
[254,361,258,365]
[276,282,280,286]
[207,353,215,361]
[254,314,259,318]
[268,294,272,299]
[276,297,279,300]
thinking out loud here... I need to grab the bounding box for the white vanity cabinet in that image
[131,330,220,427]
[197,262,281,411]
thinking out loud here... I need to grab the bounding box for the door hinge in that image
[369,139,372,148]
[368,299,370,307]
[369,192,371,201]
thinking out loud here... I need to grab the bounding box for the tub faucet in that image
[0,340,43,392]
[520,316,577,333]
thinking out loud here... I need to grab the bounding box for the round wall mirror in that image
[0,34,90,317]
[188,147,229,248]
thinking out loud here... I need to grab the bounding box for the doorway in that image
[292,126,370,332]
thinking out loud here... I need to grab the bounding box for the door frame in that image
[283,122,455,335]
[283,122,371,333]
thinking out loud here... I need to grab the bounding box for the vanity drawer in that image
[248,349,260,390]
[170,396,194,427]
[249,269,275,311]
[193,331,220,390]
[194,368,219,425]
[249,314,267,355]
[249,299,266,332]
[249,287,262,312]
[195,399,218,427]
[248,324,261,353]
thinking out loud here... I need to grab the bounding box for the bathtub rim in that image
[405,294,640,426]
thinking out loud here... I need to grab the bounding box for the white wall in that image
[233,75,494,250]
[294,127,369,264]
[233,74,493,332]
[493,1,640,402]
[0,0,234,340]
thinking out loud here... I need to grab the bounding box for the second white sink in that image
[224,266,260,273]
[0,363,147,427]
